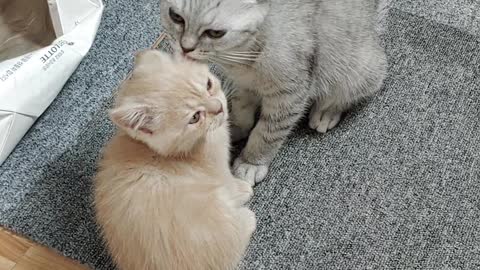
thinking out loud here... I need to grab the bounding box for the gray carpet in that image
[1,1,479,269]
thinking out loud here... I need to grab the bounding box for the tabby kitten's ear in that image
[109,104,154,135]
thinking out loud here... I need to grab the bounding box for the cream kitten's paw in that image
[233,158,268,186]
[232,180,254,206]
[308,107,342,133]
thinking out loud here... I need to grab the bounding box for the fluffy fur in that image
[160,0,387,185]
[0,0,55,61]
[94,50,256,270]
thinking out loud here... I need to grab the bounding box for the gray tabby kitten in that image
[160,0,387,185]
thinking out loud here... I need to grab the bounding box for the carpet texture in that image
[1,1,479,269]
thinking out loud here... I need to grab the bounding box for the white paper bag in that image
[0,0,104,165]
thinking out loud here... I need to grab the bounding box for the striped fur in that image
[160,0,387,185]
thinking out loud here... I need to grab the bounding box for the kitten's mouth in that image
[210,104,228,130]
[182,53,196,61]
[218,105,229,126]
[214,114,228,130]
[181,51,209,63]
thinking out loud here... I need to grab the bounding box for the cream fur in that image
[94,51,256,270]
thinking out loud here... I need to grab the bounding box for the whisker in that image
[251,39,266,51]
[226,51,262,56]
[222,79,237,98]
[208,56,233,67]
[218,54,258,63]
[214,55,247,65]
[223,53,261,60]
[190,52,210,61]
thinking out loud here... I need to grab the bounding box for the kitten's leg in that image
[309,52,386,134]
[233,94,307,185]
[237,208,256,235]
[308,96,343,133]
[230,89,260,142]
[228,179,254,206]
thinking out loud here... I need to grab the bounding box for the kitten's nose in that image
[181,46,195,54]
[207,99,223,115]
[180,35,197,54]
[215,105,224,115]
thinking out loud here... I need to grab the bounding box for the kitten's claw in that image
[233,158,269,186]
[308,109,342,134]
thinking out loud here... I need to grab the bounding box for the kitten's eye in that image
[207,78,212,91]
[204,29,227,39]
[169,8,185,25]
[189,111,202,124]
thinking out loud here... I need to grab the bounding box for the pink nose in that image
[207,99,223,115]
[215,105,224,115]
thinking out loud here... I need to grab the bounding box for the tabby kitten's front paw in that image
[308,107,342,134]
[233,158,269,186]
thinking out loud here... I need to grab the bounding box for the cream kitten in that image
[94,50,256,270]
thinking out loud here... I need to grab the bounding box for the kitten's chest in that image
[225,65,259,90]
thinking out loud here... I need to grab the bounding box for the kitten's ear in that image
[241,0,269,21]
[109,104,154,135]
[133,50,172,75]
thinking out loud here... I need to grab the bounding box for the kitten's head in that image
[160,0,268,63]
[110,50,227,157]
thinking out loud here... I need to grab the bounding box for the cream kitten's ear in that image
[133,50,173,75]
[109,104,154,134]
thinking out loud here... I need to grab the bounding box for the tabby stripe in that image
[308,46,318,80]
[264,118,298,133]
[204,2,219,15]
[261,132,288,145]
[265,121,294,133]
[263,115,302,135]
[262,87,296,98]
[263,91,306,109]
[260,110,301,124]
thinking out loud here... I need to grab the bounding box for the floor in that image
[0,227,88,270]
